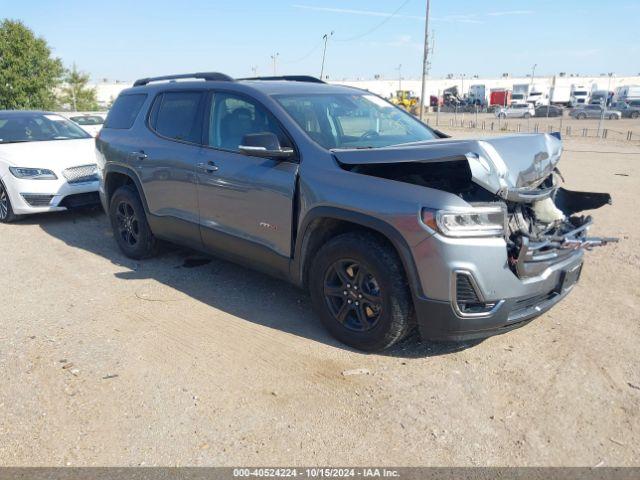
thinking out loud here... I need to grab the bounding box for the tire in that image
[309,232,414,352]
[609,114,617,120]
[109,185,158,259]
[631,111,639,119]
[498,113,506,119]
[524,113,531,119]
[577,113,586,120]
[0,181,18,223]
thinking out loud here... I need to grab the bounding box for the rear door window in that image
[151,91,204,144]
[104,94,147,129]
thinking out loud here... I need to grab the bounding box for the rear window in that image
[151,91,204,144]
[71,115,104,126]
[104,94,147,129]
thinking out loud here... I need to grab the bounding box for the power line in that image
[283,38,324,64]
[334,0,413,42]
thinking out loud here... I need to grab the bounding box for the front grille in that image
[21,194,54,207]
[62,164,98,184]
[514,290,558,311]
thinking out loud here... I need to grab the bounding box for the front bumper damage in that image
[334,133,617,342]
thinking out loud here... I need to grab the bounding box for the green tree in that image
[58,64,99,111]
[0,19,64,110]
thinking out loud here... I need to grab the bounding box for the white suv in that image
[495,103,535,119]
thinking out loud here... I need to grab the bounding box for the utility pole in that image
[320,31,334,80]
[598,72,614,137]
[396,64,402,91]
[271,53,279,76]
[529,63,537,90]
[419,0,431,121]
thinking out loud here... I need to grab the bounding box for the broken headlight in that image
[422,205,506,238]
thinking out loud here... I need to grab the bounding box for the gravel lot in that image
[1,136,638,467]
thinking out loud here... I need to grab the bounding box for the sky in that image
[1,0,638,82]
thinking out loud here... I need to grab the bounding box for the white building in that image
[91,74,640,109]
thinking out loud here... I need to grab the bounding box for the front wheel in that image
[609,114,618,120]
[0,182,18,223]
[577,113,586,120]
[631,111,639,119]
[523,112,531,119]
[109,185,158,259]
[309,233,414,351]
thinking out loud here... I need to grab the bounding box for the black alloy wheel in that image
[115,200,140,247]
[323,259,383,332]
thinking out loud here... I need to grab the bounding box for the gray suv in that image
[96,73,614,351]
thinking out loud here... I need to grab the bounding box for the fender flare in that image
[103,164,150,214]
[292,206,424,297]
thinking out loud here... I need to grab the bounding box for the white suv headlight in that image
[9,167,58,180]
[422,205,507,238]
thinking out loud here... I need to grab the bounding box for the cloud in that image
[291,4,483,23]
[486,10,534,16]
[367,34,422,49]
[291,4,423,20]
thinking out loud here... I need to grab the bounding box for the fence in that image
[422,110,639,143]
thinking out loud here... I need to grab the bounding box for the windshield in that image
[512,94,524,99]
[275,93,437,149]
[0,113,91,144]
[574,91,587,96]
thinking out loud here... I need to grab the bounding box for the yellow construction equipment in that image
[390,90,419,113]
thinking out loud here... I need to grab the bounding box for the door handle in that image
[129,151,148,161]
[197,161,219,173]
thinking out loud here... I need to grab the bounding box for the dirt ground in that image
[0,135,639,467]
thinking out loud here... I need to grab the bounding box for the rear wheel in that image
[523,112,531,119]
[609,114,618,120]
[577,113,586,120]
[309,232,413,351]
[631,111,639,119]
[109,185,158,259]
[0,182,18,223]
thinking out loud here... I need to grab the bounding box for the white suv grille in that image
[63,164,99,184]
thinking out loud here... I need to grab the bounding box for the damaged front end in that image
[333,133,617,280]
[507,182,616,278]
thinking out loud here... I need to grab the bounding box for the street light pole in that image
[397,64,402,91]
[419,0,431,121]
[320,31,334,80]
[529,63,537,90]
[598,72,614,137]
[271,53,279,76]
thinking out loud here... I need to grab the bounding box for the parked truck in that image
[468,84,487,106]
[490,89,511,108]
[570,85,590,107]
[615,85,640,103]
[527,84,550,107]
[511,83,530,105]
[589,90,612,106]
[550,85,571,106]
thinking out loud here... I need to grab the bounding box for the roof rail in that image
[238,75,325,84]
[133,72,233,87]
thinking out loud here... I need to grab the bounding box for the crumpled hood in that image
[0,138,96,170]
[332,133,563,201]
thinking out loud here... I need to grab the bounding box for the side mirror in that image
[238,132,294,159]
